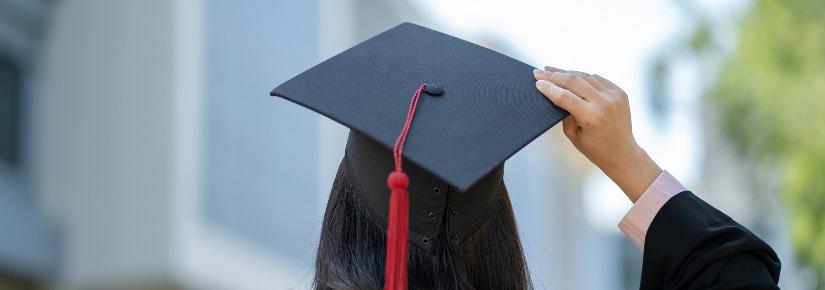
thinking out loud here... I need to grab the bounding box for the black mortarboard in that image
[270,22,566,289]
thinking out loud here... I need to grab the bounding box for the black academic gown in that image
[640,191,781,289]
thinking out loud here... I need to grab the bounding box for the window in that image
[0,53,21,168]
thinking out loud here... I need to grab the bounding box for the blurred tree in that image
[653,0,825,287]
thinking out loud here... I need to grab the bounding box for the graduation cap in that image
[270,22,566,290]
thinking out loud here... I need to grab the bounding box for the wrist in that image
[599,145,662,202]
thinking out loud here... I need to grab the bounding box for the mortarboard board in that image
[270,22,566,290]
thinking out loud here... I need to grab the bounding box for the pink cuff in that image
[618,170,686,250]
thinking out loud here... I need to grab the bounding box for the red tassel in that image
[385,171,409,290]
[384,84,427,290]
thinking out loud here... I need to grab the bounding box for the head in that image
[271,22,563,290]
[313,134,531,290]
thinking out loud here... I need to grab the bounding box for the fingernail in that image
[533,68,544,75]
[545,65,560,71]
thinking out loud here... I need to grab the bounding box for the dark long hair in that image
[314,163,531,290]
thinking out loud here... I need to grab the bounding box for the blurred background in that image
[0,0,822,289]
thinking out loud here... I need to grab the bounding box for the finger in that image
[568,69,589,76]
[561,115,579,141]
[592,74,613,90]
[592,74,619,90]
[544,65,565,72]
[541,67,605,91]
[535,79,588,117]
[568,70,608,91]
[535,71,601,101]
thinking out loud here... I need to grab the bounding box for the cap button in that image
[424,84,443,96]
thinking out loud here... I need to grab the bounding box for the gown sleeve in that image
[639,191,781,289]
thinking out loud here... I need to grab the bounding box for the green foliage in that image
[711,0,825,272]
[649,1,825,287]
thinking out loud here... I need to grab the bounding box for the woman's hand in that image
[533,66,661,202]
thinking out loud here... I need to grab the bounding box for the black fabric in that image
[270,22,567,190]
[641,191,781,289]
[345,132,504,250]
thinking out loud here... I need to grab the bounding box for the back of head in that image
[313,156,531,289]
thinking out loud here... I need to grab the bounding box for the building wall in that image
[38,0,178,287]
[30,0,425,289]
[201,0,322,265]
